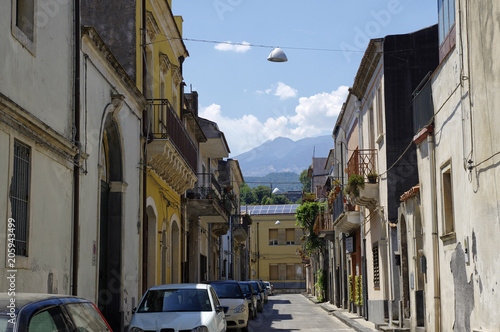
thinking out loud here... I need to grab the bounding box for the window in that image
[368,106,375,149]
[376,87,384,138]
[372,243,380,289]
[13,0,35,46]
[438,0,456,60]
[28,307,69,331]
[10,140,31,257]
[286,229,295,245]
[65,303,110,331]
[441,163,455,236]
[269,229,278,246]
[269,264,279,280]
[286,264,295,280]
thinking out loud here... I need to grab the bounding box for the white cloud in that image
[199,85,349,155]
[290,86,349,130]
[214,41,251,53]
[257,82,298,100]
[274,82,298,100]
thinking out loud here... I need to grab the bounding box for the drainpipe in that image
[141,0,148,294]
[428,133,441,331]
[72,0,81,296]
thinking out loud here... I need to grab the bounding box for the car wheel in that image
[241,324,249,332]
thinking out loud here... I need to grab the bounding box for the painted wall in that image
[0,0,74,138]
[0,0,75,295]
[249,213,305,289]
[78,33,143,329]
[422,2,500,331]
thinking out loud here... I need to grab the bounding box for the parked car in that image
[264,281,274,296]
[247,281,264,312]
[204,281,249,332]
[249,279,268,304]
[0,293,111,331]
[238,281,257,320]
[129,283,228,332]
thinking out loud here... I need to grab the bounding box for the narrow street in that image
[246,293,355,332]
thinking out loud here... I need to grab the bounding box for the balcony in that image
[302,193,316,202]
[147,99,198,194]
[346,149,379,210]
[333,208,361,235]
[346,149,377,179]
[318,211,334,241]
[233,215,251,243]
[186,173,229,224]
[351,183,379,211]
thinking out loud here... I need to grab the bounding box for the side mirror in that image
[217,305,229,314]
[132,307,137,314]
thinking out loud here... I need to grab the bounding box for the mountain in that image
[245,172,302,192]
[233,135,333,177]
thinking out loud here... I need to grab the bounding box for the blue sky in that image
[174,0,438,156]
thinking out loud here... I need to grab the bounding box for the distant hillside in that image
[234,135,332,177]
[244,172,302,192]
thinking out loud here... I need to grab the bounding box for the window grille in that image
[10,140,31,256]
[373,244,380,289]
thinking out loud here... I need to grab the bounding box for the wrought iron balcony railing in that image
[318,211,333,232]
[346,149,377,179]
[148,99,197,172]
[332,190,344,222]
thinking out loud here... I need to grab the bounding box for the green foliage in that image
[344,174,365,197]
[240,184,293,206]
[295,202,325,253]
[314,269,326,302]
[355,275,363,306]
[348,275,354,302]
[299,168,311,193]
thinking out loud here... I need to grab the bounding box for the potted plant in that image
[367,172,378,183]
[344,174,365,197]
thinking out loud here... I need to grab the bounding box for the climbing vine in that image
[355,275,363,306]
[315,269,326,302]
[348,275,354,303]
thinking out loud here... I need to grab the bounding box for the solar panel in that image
[240,204,299,215]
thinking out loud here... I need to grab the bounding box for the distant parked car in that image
[247,281,264,312]
[129,283,228,332]
[0,293,111,331]
[264,281,274,296]
[249,279,268,303]
[238,281,257,320]
[204,281,249,332]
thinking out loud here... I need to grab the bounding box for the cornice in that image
[82,26,147,110]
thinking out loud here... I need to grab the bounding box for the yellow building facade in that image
[245,205,306,291]
[138,0,197,290]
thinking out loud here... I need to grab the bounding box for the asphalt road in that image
[241,293,356,332]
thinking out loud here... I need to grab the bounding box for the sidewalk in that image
[303,293,379,332]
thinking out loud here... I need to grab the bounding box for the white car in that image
[206,281,249,332]
[129,283,228,332]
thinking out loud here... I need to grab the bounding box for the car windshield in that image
[210,283,244,299]
[249,282,261,292]
[238,283,252,295]
[137,289,211,313]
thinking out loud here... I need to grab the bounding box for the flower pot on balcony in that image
[367,173,378,184]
